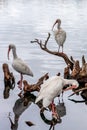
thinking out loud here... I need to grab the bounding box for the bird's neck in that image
[12,48,18,59]
[64,79,76,85]
[57,23,61,29]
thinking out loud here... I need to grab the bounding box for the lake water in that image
[0,0,87,130]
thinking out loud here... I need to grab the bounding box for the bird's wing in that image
[44,77,63,97]
[43,98,52,108]
[35,76,57,103]
[62,30,66,43]
[12,58,33,76]
[35,77,63,105]
[35,76,63,104]
[40,76,58,91]
[55,30,66,45]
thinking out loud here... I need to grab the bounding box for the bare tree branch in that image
[31,33,74,70]
[31,32,87,89]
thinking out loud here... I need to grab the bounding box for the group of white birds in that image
[7,19,79,119]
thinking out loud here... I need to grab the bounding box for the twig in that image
[68,87,87,97]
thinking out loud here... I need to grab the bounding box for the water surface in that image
[0,0,87,130]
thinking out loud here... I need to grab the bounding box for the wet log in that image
[2,63,15,98]
[23,72,49,92]
[18,73,49,98]
[2,63,15,89]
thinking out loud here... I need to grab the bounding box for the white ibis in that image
[7,44,33,89]
[35,75,79,119]
[52,19,66,52]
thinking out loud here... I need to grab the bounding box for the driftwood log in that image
[2,63,15,88]
[2,63,15,98]
[18,73,49,98]
[31,33,87,89]
[23,72,49,93]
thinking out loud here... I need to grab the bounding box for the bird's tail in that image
[35,95,43,104]
[30,70,34,77]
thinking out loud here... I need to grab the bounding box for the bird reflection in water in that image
[8,73,67,130]
[2,63,15,99]
[8,73,48,129]
[8,92,66,130]
[8,93,37,130]
[40,101,66,130]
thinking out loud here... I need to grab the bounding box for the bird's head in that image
[7,44,16,60]
[71,80,79,88]
[52,19,61,31]
[8,45,11,60]
[55,19,61,24]
[63,80,79,91]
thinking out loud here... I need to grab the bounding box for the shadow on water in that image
[8,92,66,130]
[68,90,87,105]
[68,84,87,105]
[8,93,35,130]
[40,101,66,130]
[2,62,87,130]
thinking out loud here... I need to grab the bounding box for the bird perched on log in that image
[7,44,33,89]
[35,75,79,119]
[52,19,66,52]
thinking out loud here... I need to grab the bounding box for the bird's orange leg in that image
[51,101,59,120]
[18,74,23,90]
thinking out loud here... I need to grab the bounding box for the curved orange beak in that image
[52,21,57,31]
[7,47,11,60]
[64,85,77,91]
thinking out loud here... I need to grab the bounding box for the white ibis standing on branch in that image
[52,19,66,52]
[35,75,79,119]
[7,44,34,89]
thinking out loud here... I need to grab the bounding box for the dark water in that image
[0,0,87,130]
